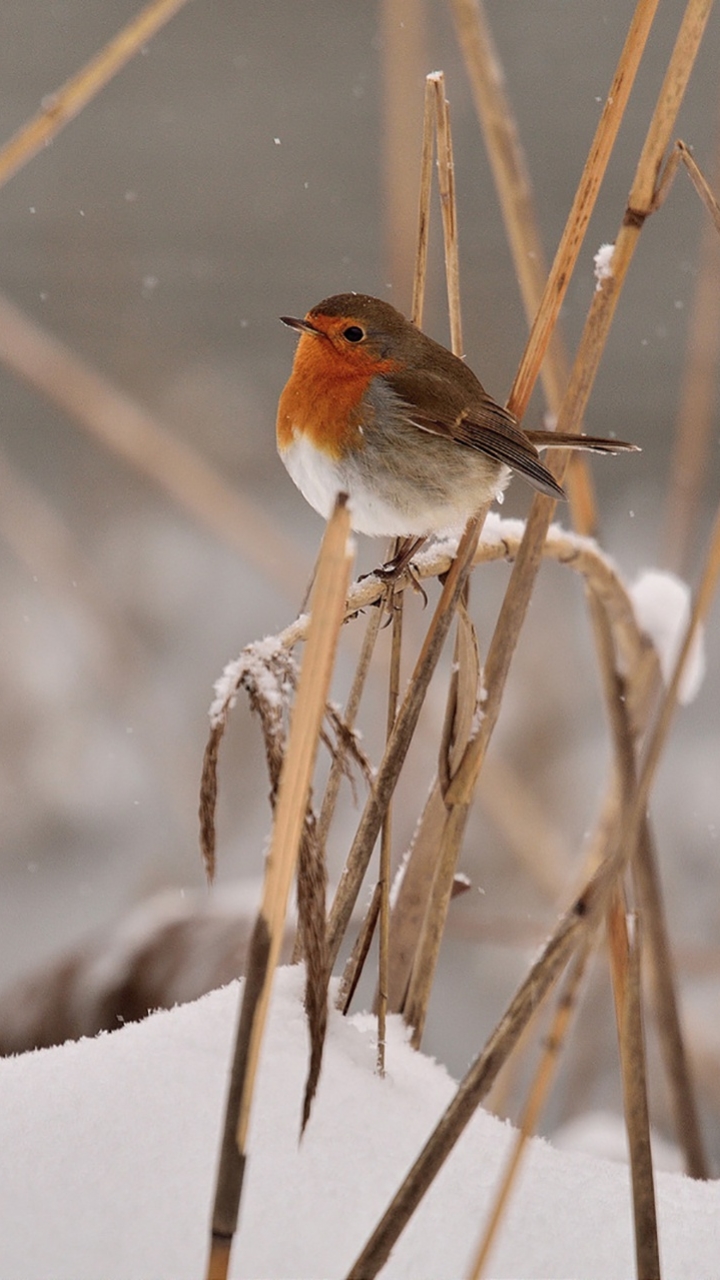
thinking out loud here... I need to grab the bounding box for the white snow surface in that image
[0,966,717,1280]
[629,568,705,704]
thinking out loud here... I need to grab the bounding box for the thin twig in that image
[0,0,195,192]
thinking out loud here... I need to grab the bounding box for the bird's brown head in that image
[280,294,420,371]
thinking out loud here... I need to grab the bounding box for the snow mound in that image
[0,966,716,1279]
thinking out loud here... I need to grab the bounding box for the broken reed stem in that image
[430,74,463,355]
[0,0,195,192]
[207,498,352,1280]
[467,940,595,1280]
[0,293,307,598]
[607,900,661,1280]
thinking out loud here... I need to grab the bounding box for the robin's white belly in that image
[280,432,435,537]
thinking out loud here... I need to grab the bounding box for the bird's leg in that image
[378,535,427,579]
[365,536,428,606]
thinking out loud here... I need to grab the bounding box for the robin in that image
[277,293,637,545]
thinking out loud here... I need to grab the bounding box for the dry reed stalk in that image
[347,8,716,1263]
[410,76,437,327]
[442,0,714,816]
[0,0,194,192]
[0,293,307,598]
[664,131,720,572]
[381,0,428,305]
[450,0,659,426]
[430,74,463,355]
[206,497,352,1280]
[396,0,660,1040]
[467,940,595,1280]
[607,900,660,1279]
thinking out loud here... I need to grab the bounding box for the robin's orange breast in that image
[276,333,397,459]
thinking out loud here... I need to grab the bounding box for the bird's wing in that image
[412,404,566,499]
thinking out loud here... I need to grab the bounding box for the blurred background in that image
[0,0,718,1163]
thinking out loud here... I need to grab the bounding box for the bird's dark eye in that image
[342,325,365,343]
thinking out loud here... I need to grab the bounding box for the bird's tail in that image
[525,431,639,455]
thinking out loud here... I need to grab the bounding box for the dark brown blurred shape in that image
[0,888,293,1055]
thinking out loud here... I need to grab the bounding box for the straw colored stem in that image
[664,136,720,571]
[607,899,660,1279]
[0,0,194,193]
[430,74,463,355]
[410,77,437,327]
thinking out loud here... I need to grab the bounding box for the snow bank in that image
[0,967,716,1279]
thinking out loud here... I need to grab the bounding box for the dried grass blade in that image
[608,898,661,1280]
[206,497,352,1280]
[0,0,194,192]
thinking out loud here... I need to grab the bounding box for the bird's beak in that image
[280,315,321,335]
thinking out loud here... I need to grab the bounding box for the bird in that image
[277,293,637,545]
